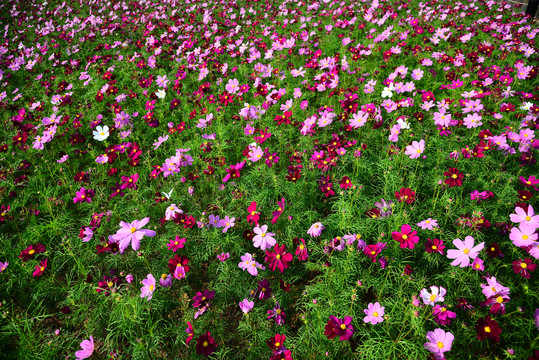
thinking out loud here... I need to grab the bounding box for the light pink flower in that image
[363,302,385,325]
[446,236,484,267]
[253,225,276,250]
[307,222,324,237]
[509,224,538,247]
[404,139,425,159]
[509,205,539,229]
[140,274,156,301]
[424,329,454,359]
[75,336,94,360]
[420,286,446,306]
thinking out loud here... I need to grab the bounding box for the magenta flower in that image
[222,161,245,182]
[239,299,254,314]
[446,236,485,267]
[75,336,95,360]
[167,236,186,252]
[509,224,538,247]
[73,187,94,204]
[404,139,425,159]
[0,261,8,272]
[140,274,156,301]
[324,316,354,341]
[520,175,539,191]
[391,224,420,249]
[120,173,139,190]
[267,302,286,325]
[471,257,485,271]
[265,244,293,273]
[307,222,324,237]
[253,225,277,250]
[270,198,285,225]
[363,302,385,325]
[433,305,457,325]
[424,329,454,359]
[111,217,157,253]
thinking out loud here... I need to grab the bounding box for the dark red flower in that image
[168,255,190,274]
[195,331,217,357]
[443,168,464,187]
[19,244,46,262]
[486,242,501,258]
[395,187,416,204]
[475,316,501,342]
[512,258,537,279]
[425,238,445,255]
[339,176,353,189]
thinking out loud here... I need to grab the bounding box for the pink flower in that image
[420,286,447,306]
[471,257,485,271]
[110,217,157,253]
[519,175,539,190]
[238,253,261,276]
[265,243,293,273]
[73,187,94,203]
[75,336,95,360]
[424,329,454,359]
[307,222,324,237]
[239,299,254,314]
[253,225,277,250]
[140,274,156,301]
[446,236,485,267]
[510,205,539,228]
[363,302,385,325]
[404,139,425,159]
[509,224,538,247]
[417,218,438,230]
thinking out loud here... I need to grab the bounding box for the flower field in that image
[1,0,539,358]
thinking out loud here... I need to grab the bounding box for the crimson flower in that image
[195,331,217,357]
[265,244,293,273]
[247,201,260,225]
[324,316,354,341]
[476,316,501,342]
[185,322,194,345]
[364,244,382,262]
[425,238,445,255]
[267,333,286,351]
[168,255,190,274]
[219,91,234,106]
[392,224,420,249]
[395,187,416,204]
[443,168,464,187]
[173,213,196,228]
[19,243,46,262]
[512,258,537,279]
[339,176,353,189]
[33,258,48,277]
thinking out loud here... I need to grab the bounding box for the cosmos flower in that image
[404,139,425,159]
[324,316,354,341]
[140,274,156,301]
[424,329,454,359]
[447,236,485,267]
[363,302,385,325]
[92,125,109,141]
[253,225,277,251]
[420,286,447,306]
[307,222,324,237]
[75,336,95,360]
[110,217,157,253]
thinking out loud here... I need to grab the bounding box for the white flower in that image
[397,118,410,129]
[92,125,109,141]
[521,102,533,111]
[156,89,166,99]
[381,85,394,98]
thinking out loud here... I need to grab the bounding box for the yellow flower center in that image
[275,342,281,347]
[300,245,305,250]
[525,216,531,221]
[203,341,209,347]
[521,262,528,269]
[522,235,529,240]
[373,312,378,317]
[108,281,113,287]
[261,233,266,237]
[276,254,281,259]
[432,245,437,250]
[496,296,504,304]
[340,324,346,329]
[149,285,154,291]
[430,294,437,302]
[100,132,104,136]
[463,248,469,254]
[426,220,430,224]
[29,249,35,255]
[416,149,421,153]
[161,274,167,279]
[484,326,491,333]
[261,288,266,292]
[130,227,137,233]
[402,234,408,240]
[437,342,444,349]
[251,211,256,215]
[276,309,281,314]
[452,174,457,179]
